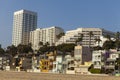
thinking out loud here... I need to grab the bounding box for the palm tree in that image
[95,37,101,46]
[93,37,102,50]
[88,31,94,47]
[75,34,83,45]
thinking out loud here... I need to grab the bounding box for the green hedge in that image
[89,68,101,73]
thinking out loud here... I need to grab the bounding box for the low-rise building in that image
[92,49,120,74]
[32,55,40,71]
[0,55,10,71]
[53,55,64,73]
[75,62,92,74]
[92,50,105,69]
[104,51,120,73]
[39,51,57,72]
[65,55,75,74]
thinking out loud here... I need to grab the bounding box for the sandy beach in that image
[0,71,120,80]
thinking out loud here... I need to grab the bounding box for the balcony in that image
[104,65,115,69]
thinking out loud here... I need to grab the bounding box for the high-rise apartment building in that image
[12,9,37,46]
[30,26,64,50]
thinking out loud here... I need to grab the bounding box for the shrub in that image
[89,68,101,74]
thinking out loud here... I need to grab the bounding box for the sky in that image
[0,0,120,48]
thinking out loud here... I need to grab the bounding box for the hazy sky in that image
[0,0,120,48]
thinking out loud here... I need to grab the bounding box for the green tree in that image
[39,46,49,54]
[115,32,120,40]
[39,41,43,46]
[103,34,111,50]
[56,43,76,53]
[56,32,65,39]
[17,44,33,54]
[105,34,111,41]
[116,58,120,71]
[102,40,115,50]
[6,45,17,57]
[115,32,120,50]
[102,32,120,50]
[0,47,5,55]
[56,33,65,43]
[38,41,43,49]
[38,45,56,54]
[115,41,120,50]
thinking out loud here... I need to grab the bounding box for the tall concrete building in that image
[12,9,37,46]
[30,26,64,50]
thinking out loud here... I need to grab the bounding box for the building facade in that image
[56,28,114,47]
[12,9,37,46]
[92,50,105,69]
[0,55,10,71]
[74,45,92,64]
[30,26,64,50]
[92,49,120,73]
[104,50,120,73]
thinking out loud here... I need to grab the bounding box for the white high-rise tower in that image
[12,9,37,46]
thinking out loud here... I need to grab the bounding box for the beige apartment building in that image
[56,28,114,47]
[30,26,64,50]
